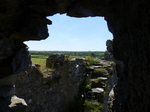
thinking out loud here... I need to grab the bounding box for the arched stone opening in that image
[0,0,150,112]
[25,14,113,51]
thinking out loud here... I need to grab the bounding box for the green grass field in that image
[31,55,79,70]
[31,55,48,71]
[30,51,104,71]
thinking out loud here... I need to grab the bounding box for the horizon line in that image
[29,50,105,52]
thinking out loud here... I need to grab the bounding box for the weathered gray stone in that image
[106,40,113,54]
[46,54,66,68]
[15,60,87,112]
[91,88,104,94]
[0,86,15,97]
[8,96,27,112]
[9,95,27,107]
[0,74,16,86]
[104,51,113,61]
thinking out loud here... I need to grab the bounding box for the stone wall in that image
[105,1,150,111]
[15,61,87,112]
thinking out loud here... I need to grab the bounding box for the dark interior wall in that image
[0,0,150,111]
[105,1,150,111]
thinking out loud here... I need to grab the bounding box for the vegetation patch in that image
[31,55,47,71]
[87,56,100,65]
[85,81,92,90]
[94,68,107,72]
[84,100,103,112]
[92,77,103,82]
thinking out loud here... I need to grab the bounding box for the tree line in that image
[29,51,104,58]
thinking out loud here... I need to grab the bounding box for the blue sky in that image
[24,14,112,51]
